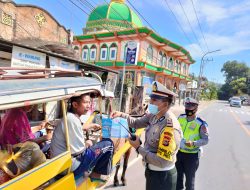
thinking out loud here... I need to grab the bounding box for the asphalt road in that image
[101,101,250,190]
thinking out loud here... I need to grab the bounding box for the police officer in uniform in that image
[175,97,209,190]
[111,81,182,190]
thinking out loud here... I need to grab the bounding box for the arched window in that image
[100,44,108,61]
[82,45,89,61]
[182,63,186,75]
[158,51,163,66]
[90,45,97,61]
[109,43,117,60]
[162,53,167,67]
[146,45,153,63]
[169,57,174,70]
[175,60,180,72]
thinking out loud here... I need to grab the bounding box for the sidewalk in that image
[170,100,214,116]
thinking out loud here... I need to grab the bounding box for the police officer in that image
[175,97,209,190]
[111,81,182,190]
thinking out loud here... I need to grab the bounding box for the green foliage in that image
[200,82,218,100]
[219,60,250,100]
[229,77,247,94]
[221,61,249,83]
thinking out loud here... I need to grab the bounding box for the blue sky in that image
[14,0,250,84]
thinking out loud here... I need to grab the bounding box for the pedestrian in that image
[111,81,182,190]
[176,97,209,190]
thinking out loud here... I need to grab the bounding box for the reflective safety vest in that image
[178,115,203,153]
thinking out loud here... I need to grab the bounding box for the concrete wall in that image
[0,1,69,44]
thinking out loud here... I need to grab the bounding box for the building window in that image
[182,63,187,75]
[162,54,167,67]
[100,44,108,61]
[158,51,163,66]
[109,43,117,60]
[90,45,97,61]
[82,45,89,61]
[169,57,174,70]
[146,45,153,63]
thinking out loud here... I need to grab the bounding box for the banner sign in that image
[11,46,46,68]
[49,56,78,71]
[125,41,139,65]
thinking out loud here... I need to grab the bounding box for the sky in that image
[14,0,250,84]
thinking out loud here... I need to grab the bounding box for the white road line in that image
[219,109,223,112]
[241,111,245,114]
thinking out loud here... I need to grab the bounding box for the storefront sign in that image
[49,56,78,71]
[11,46,46,68]
[125,41,139,65]
[187,80,198,89]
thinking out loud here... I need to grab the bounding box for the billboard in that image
[11,46,46,68]
[49,56,78,71]
[125,41,139,65]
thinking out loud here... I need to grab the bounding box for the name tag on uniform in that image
[157,127,176,161]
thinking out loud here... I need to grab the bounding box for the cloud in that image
[137,0,250,58]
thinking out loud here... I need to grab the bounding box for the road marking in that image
[241,111,245,114]
[229,107,250,137]
[98,155,142,190]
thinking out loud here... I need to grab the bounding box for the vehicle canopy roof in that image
[0,76,106,110]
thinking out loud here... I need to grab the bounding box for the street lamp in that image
[195,49,221,100]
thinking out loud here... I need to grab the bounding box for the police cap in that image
[184,97,199,107]
[149,81,177,100]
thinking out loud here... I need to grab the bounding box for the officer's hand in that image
[185,141,194,147]
[110,111,122,119]
[128,135,140,149]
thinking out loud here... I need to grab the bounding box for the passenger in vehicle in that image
[50,94,114,182]
[0,141,46,185]
[0,106,52,151]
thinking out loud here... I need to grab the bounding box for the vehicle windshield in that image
[231,97,241,101]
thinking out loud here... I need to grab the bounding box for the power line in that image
[190,0,209,51]
[163,0,203,56]
[67,0,191,66]
[127,0,157,31]
[76,0,163,63]
[177,0,205,54]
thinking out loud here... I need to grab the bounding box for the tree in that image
[200,82,218,100]
[221,61,249,83]
[229,77,247,95]
[219,61,250,99]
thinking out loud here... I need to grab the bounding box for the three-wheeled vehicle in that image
[0,66,112,190]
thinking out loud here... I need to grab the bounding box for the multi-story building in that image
[73,0,195,95]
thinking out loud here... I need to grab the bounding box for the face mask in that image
[148,104,159,115]
[185,109,196,116]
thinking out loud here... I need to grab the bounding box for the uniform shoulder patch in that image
[196,117,207,127]
[178,114,186,119]
[157,127,176,161]
[166,118,173,127]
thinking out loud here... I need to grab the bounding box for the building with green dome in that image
[85,0,143,34]
[73,0,195,111]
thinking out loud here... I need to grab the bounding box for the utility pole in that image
[195,49,221,100]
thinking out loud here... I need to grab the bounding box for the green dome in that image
[86,1,143,31]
